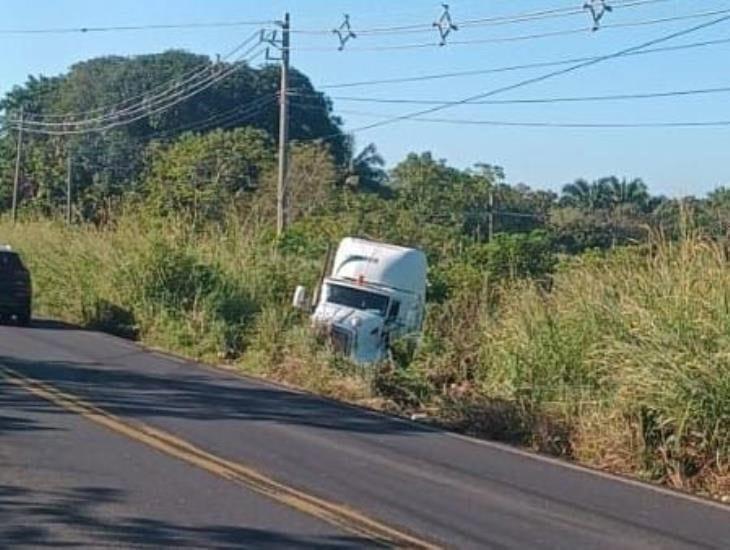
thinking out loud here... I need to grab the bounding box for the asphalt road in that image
[1,322,728,549]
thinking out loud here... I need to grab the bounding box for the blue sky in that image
[2,0,730,197]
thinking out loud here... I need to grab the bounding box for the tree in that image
[0,50,345,219]
[604,177,649,211]
[391,152,494,238]
[251,140,341,228]
[143,128,274,222]
[347,143,389,195]
[476,230,557,281]
[549,206,647,253]
[560,178,610,210]
[560,176,651,213]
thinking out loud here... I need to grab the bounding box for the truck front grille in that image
[330,326,353,355]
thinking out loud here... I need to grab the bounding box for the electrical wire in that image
[0,19,275,35]
[323,107,730,128]
[337,12,730,135]
[290,85,730,106]
[293,7,730,52]
[318,35,730,89]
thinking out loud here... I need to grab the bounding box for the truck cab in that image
[296,238,427,364]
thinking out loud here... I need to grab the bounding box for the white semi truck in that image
[294,237,427,364]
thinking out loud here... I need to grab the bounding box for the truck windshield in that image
[326,284,389,316]
[0,252,22,272]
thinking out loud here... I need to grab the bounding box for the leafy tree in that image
[285,141,340,223]
[472,230,557,281]
[391,152,497,239]
[703,187,730,236]
[249,139,343,231]
[143,128,274,222]
[549,206,647,253]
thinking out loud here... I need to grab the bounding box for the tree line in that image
[2,49,728,257]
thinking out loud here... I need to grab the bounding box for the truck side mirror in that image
[292,285,309,310]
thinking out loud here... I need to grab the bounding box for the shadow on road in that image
[0,484,369,548]
[14,319,81,331]
[0,348,424,437]
[0,387,63,436]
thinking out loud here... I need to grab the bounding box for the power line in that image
[120,95,278,143]
[19,34,264,128]
[12,37,264,129]
[290,0,670,36]
[105,94,278,145]
[323,107,730,128]
[152,95,277,137]
[25,97,278,179]
[289,100,730,128]
[291,86,730,106]
[317,35,730,89]
[340,13,730,135]
[12,47,267,135]
[0,0,659,38]
[293,7,730,52]
[457,0,669,28]
[0,19,275,35]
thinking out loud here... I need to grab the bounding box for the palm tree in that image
[348,143,388,194]
[562,177,649,211]
[605,177,649,210]
[561,178,609,210]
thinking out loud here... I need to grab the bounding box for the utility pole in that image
[12,106,24,224]
[66,152,72,224]
[276,12,290,237]
[487,187,495,242]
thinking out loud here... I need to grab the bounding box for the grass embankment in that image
[3,217,728,500]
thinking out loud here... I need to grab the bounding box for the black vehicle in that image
[0,247,31,325]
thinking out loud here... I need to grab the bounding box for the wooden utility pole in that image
[487,188,495,242]
[12,106,24,224]
[66,153,72,224]
[276,13,290,237]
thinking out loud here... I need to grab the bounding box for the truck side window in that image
[387,300,400,323]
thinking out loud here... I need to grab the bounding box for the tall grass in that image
[471,237,730,494]
[2,216,727,497]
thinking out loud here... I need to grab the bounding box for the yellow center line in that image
[1,365,441,549]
